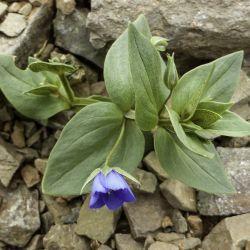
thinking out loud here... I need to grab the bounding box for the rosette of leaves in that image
[1,15,247,196]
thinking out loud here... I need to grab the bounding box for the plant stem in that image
[72,97,99,106]
[60,74,75,103]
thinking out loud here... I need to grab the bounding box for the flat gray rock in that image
[123,191,172,239]
[231,70,250,121]
[160,179,197,212]
[171,209,188,234]
[143,151,168,181]
[43,224,90,250]
[202,213,250,250]
[0,13,26,37]
[75,195,121,243]
[0,184,40,247]
[87,0,250,59]
[198,147,250,215]
[115,234,143,250]
[149,241,179,250]
[132,169,158,194]
[54,8,106,67]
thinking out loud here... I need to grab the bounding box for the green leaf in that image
[191,109,222,128]
[166,106,213,158]
[29,61,75,75]
[155,127,235,194]
[181,121,203,132]
[197,101,233,115]
[128,23,168,130]
[113,167,140,185]
[201,111,250,137]
[80,168,101,194]
[0,54,70,120]
[172,51,243,118]
[25,84,59,96]
[42,102,144,195]
[104,15,151,112]
[172,62,214,119]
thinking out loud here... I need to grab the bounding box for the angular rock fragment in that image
[171,209,188,233]
[43,224,89,250]
[0,13,26,37]
[54,8,106,67]
[148,241,178,250]
[160,179,196,212]
[123,191,172,238]
[21,165,41,188]
[143,151,168,180]
[132,169,157,194]
[0,139,23,187]
[198,147,250,215]
[0,184,40,247]
[115,234,143,250]
[202,213,250,250]
[0,2,8,18]
[75,195,121,243]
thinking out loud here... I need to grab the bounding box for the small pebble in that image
[18,2,32,16]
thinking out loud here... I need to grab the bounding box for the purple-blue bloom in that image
[89,170,136,210]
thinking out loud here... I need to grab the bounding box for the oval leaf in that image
[155,127,235,194]
[166,106,213,158]
[191,109,222,128]
[197,101,233,115]
[128,24,168,130]
[203,111,250,137]
[104,15,152,112]
[42,102,144,195]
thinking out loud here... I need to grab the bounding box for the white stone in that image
[0,13,26,37]
[0,2,8,18]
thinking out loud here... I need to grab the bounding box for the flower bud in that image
[150,36,168,51]
[164,53,178,90]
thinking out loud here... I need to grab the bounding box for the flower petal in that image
[92,172,108,193]
[104,170,129,190]
[89,192,105,209]
[103,191,124,210]
[115,188,136,202]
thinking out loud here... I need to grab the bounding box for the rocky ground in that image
[0,0,250,249]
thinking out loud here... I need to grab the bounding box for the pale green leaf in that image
[42,102,144,195]
[166,106,213,158]
[113,167,140,185]
[201,111,250,137]
[25,84,59,96]
[80,168,101,194]
[191,109,222,128]
[155,127,235,194]
[172,51,243,118]
[29,61,75,75]
[0,54,70,120]
[197,101,233,114]
[128,23,168,130]
[104,14,151,112]
[181,121,203,132]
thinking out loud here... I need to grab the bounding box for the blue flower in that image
[89,170,136,210]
